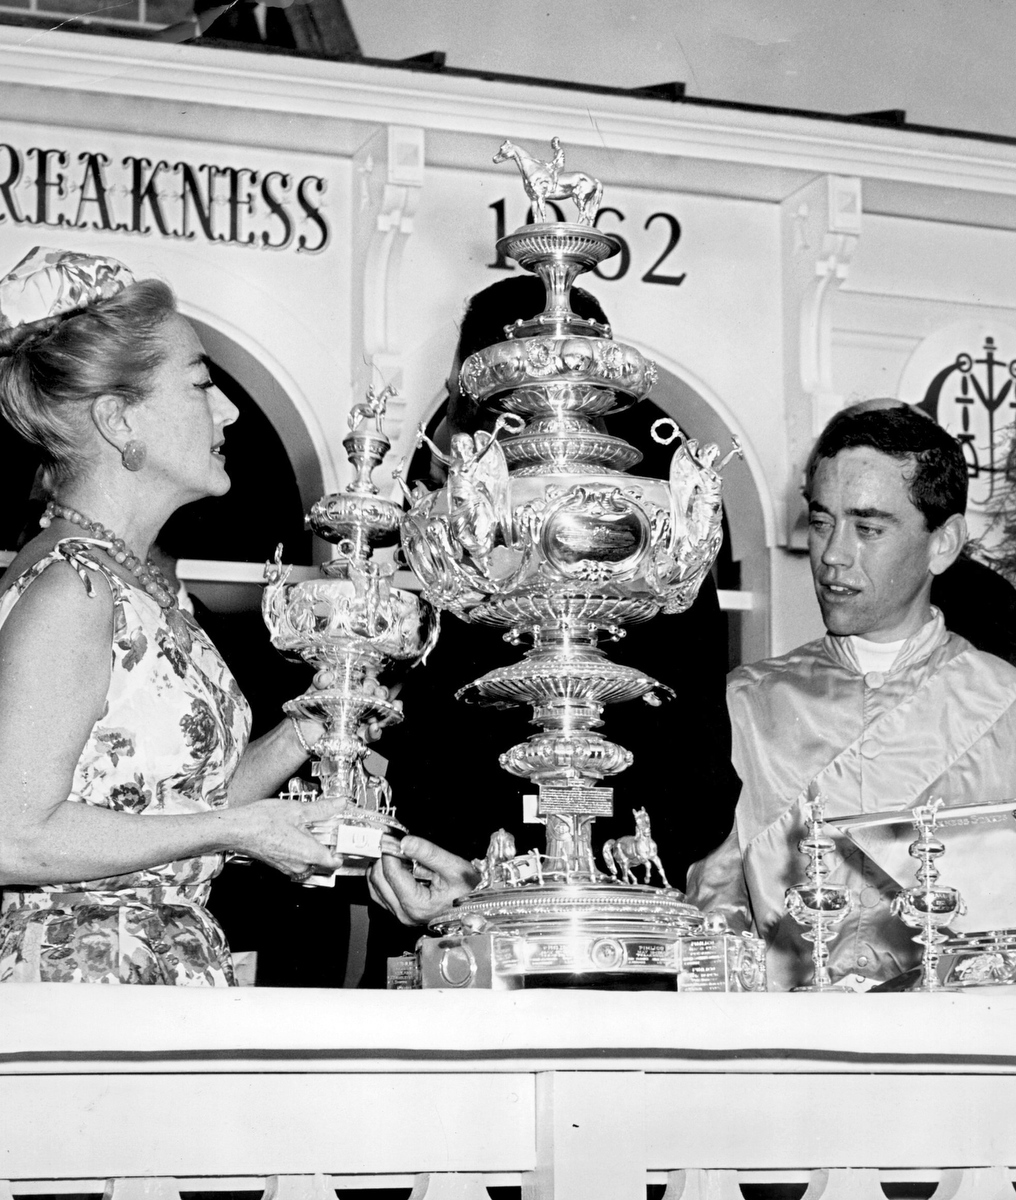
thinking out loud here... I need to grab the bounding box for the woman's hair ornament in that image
[0,246,136,333]
[0,246,174,488]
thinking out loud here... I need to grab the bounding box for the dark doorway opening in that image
[0,358,310,566]
[158,359,311,565]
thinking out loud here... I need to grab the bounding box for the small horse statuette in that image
[472,827,517,888]
[493,137,603,225]
[602,807,672,888]
[348,383,394,434]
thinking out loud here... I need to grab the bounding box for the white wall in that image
[4,27,1016,656]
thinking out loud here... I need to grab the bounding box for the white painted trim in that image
[5,1171,984,1192]
[4,553,758,610]
[2,28,1016,203]
[175,558,305,583]
[175,558,757,609]
[718,589,756,611]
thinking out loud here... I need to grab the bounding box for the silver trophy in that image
[398,138,764,990]
[264,386,438,881]
[940,929,1016,988]
[826,798,1016,991]
[785,794,854,992]
[891,800,966,991]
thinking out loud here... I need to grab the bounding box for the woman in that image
[0,246,472,985]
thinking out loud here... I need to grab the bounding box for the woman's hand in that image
[226,796,348,880]
[367,834,480,925]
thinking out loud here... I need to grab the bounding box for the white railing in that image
[173,560,758,612]
[0,552,758,612]
[2,987,1015,1199]
[7,1168,1016,1197]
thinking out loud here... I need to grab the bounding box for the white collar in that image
[847,634,906,675]
[826,609,947,676]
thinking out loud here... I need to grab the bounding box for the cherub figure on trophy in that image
[646,417,744,614]
[402,414,526,607]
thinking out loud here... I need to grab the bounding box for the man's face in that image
[808,447,942,642]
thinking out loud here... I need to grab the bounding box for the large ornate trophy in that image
[264,387,438,881]
[397,139,765,990]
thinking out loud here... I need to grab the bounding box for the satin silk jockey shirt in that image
[686,610,1016,990]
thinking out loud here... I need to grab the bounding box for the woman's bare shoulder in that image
[0,544,114,663]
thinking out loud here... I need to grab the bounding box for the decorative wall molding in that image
[836,288,1016,337]
[3,27,1016,215]
[780,174,862,547]
[351,124,425,444]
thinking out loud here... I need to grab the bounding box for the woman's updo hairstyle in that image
[0,276,176,488]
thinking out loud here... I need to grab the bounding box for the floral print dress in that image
[0,539,251,985]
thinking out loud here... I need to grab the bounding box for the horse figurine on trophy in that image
[493,137,603,225]
[602,808,672,888]
[347,383,394,434]
[473,828,517,888]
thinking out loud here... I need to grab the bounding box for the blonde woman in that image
[0,247,471,984]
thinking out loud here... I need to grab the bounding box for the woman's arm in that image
[223,716,316,809]
[0,564,343,886]
[225,675,394,809]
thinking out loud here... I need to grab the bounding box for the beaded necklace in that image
[39,500,178,610]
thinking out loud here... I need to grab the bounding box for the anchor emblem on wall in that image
[918,336,1016,502]
[899,321,1016,529]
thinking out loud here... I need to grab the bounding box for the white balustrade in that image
[2,988,1015,1200]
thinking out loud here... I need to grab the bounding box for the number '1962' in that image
[488,198,686,287]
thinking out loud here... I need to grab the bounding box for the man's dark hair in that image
[455,275,608,365]
[449,276,608,436]
[805,402,968,530]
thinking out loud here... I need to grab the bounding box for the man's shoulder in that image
[946,633,1016,689]
[727,637,830,692]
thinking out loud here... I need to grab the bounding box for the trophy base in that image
[398,881,765,990]
[790,984,857,994]
[408,928,765,991]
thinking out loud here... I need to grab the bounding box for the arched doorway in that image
[627,362,772,665]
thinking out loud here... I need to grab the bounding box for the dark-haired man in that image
[688,401,1016,990]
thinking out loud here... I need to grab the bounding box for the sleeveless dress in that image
[0,539,252,985]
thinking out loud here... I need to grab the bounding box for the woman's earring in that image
[121,440,147,472]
